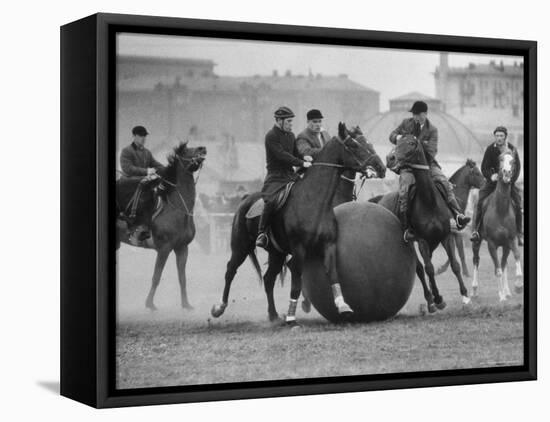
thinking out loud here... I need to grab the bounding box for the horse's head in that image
[499,150,515,184]
[346,125,386,178]
[174,141,207,173]
[386,134,425,172]
[465,158,484,189]
[335,122,386,177]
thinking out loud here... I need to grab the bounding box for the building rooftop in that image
[118,73,378,93]
[435,61,524,77]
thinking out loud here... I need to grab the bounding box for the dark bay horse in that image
[211,124,385,323]
[436,159,484,277]
[380,134,470,313]
[116,142,207,310]
[471,150,523,301]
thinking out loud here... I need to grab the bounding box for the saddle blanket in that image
[245,182,295,219]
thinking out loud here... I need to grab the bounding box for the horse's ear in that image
[338,122,347,139]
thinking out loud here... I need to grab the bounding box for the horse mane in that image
[160,142,188,194]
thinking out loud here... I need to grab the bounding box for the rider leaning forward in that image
[256,107,313,248]
[389,100,470,242]
[470,126,523,246]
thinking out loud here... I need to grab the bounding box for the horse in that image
[116,142,207,310]
[380,134,470,313]
[435,159,484,277]
[211,124,386,323]
[471,150,523,301]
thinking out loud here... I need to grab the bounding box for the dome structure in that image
[363,92,485,169]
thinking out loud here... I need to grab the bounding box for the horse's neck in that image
[300,143,343,212]
[495,179,511,216]
[412,167,436,204]
[172,170,196,210]
[301,165,341,212]
[333,170,355,206]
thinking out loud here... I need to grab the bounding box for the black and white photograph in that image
[114,31,528,390]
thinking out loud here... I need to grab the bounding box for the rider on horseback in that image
[390,101,470,242]
[256,107,313,249]
[119,125,165,244]
[296,109,331,159]
[470,126,523,246]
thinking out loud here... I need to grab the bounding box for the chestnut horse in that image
[380,134,470,313]
[116,142,207,310]
[471,150,523,301]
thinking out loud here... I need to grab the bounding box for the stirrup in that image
[455,214,471,230]
[256,232,269,248]
[403,229,416,243]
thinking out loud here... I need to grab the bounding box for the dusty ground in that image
[116,240,524,389]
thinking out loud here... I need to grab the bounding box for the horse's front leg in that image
[415,253,435,313]
[418,241,446,310]
[175,244,194,310]
[487,241,505,301]
[500,246,512,299]
[145,245,172,310]
[441,235,470,305]
[471,239,482,297]
[456,233,471,277]
[323,242,353,317]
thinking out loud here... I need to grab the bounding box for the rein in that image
[159,154,204,216]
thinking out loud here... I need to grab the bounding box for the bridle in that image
[312,135,379,175]
[160,152,205,216]
[391,136,430,172]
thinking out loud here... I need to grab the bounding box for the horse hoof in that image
[462,296,471,305]
[435,300,447,310]
[514,285,524,294]
[285,319,299,328]
[182,304,194,311]
[428,303,437,314]
[269,313,280,322]
[211,303,226,318]
[301,300,312,314]
[146,302,157,311]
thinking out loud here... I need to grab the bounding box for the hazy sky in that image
[118,33,523,111]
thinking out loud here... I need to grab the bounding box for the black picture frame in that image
[60,12,537,408]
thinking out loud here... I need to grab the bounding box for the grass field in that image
[116,241,524,389]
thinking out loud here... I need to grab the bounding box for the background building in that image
[434,53,524,149]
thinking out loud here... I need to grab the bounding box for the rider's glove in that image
[491,173,498,182]
[303,155,313,162]
[303,161,312,168]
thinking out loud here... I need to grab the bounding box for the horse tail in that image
[248,250,263,285]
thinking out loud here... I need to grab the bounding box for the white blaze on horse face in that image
[500,153,514,182]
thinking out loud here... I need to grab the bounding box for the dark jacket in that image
[481,142,521,184]
[120,142,164,177]
[262,125,304,198]
[296,128,331,159]
[390,117,439,166]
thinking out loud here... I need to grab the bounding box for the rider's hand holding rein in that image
[491,173,498,182]
[303,161,312,168]
[303,155,313,162]
[147,167,157,176]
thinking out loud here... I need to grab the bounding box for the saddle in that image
[116,176,161,227]
[245,181,295,219]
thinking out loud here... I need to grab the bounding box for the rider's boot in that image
[256,201,275,249]
[448,197,470,230]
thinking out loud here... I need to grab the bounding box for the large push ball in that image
[302,202,416,323]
